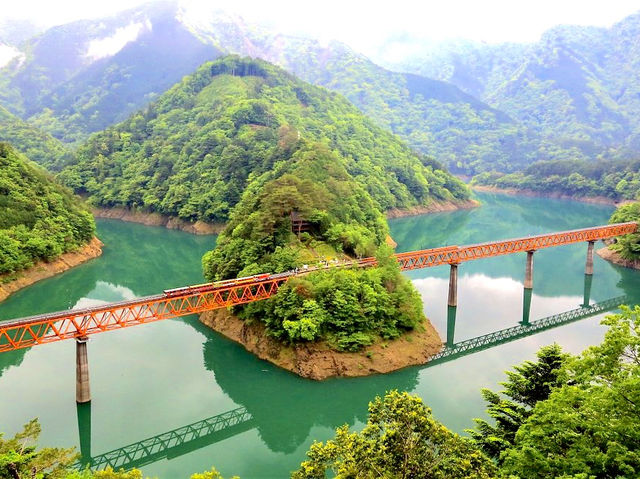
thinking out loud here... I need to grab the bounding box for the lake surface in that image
[1,191,638,478]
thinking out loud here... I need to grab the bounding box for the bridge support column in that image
[520,287,532,326]
[76,402,92,465]
[524,251,534,289]
[446,306,457,347]
[585,241,595,275]
[448,264,458,307]
[582,274,593,308]
[76,337,91,404]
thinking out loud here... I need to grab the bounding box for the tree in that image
[467,344,568,463]
[609,201,640,260]
[292,390,496,479]
[499,306,640,478]
[0,419,76,479]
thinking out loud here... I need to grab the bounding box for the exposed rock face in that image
[0,237,103,302]
[597,246,640,270]
[199,309,443,380]
[92,208,223,234]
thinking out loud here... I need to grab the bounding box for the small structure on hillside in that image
[290,211,312,236]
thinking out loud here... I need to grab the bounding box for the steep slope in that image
[0,105,73,170]
[188,14,572,173]
[60,56,470,225]
[0,143,95,276]
[1,3,563,173]
[387,11,640,156]
[0,2,222,143]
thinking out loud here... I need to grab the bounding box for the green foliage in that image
[0,419,77,479]
[608,201,640,260]
[467,344,569,463]
[499,306,640,478]
[190,467,238,479]
[245,252,424,351]
[60,56,469,224]
[292,390,496,479]
[202,142,388,281]
[473,158,640,201]
[0,143,95,276]
[0,106,73,171]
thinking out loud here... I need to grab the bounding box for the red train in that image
[162,273,272,298]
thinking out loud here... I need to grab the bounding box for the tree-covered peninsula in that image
[0,142,97,292]
[59,56,472,225]
[472,157,640,202]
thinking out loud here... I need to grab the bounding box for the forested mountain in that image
[0,2,574,174]
[0,105,72,170]
[60,56,469,224]
[386,12,640,158]
[0,2,222,143]
[0,143,95,275]
[473,157,640,201]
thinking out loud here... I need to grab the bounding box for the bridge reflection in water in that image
[76,294,627,471]
[77,406,254,471]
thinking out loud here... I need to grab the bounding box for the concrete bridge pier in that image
[524,251,534,289]
[446,305,457,347]
[76,337,91,404]
[448,264,458,307]
[585,241,595,275]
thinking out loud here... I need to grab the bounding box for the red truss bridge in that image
[0,221,636,354]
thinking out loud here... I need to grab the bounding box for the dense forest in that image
[0,2,582,175]
[608,202,640,260]
[388,12,640,158]
[60,56,469,224]
[0,142,95,276]
[473,157,640,201]
[0,105,73,170]
[200,102,427,350]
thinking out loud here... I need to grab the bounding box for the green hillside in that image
[473,157,640,201]
[0,105,73,170]
[0,143,95,276]
[60,56,470,224]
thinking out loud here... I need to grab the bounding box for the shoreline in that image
[597,246,640,270]
[92,207,224,235]
[200,309,443,380]
[0,237,104,302]
[92,199,480,234]
[471,185,632,206]
[386,198,480,218]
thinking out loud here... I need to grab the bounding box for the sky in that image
[1,0,639,58]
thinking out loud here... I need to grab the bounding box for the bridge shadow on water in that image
[76,293,629,470]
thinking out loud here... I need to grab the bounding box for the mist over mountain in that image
[383,12,640,157]
[0,1,579,174]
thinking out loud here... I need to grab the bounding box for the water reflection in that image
[74,293,629,471]
[78,404,254,471]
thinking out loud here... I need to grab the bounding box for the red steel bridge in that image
[0,221,636,354]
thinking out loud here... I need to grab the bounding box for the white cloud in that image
[0,43,22,68]
[85,19,151,61]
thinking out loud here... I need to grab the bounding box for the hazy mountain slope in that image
[60,56,469,223]
[0,2,222,143]
[0,3,565,173]
[190,15,580,173]
[386,12,640,155]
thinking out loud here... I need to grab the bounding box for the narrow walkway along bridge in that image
[0,221,637,403]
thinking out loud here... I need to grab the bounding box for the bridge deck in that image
[0,222,636,352]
